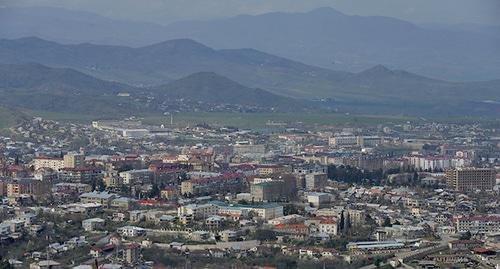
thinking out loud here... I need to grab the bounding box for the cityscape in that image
[0,1,499,269]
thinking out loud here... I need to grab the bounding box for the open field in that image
[1,109,499,130]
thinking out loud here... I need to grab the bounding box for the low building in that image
[82,218,105,232]
[79,191,117,207]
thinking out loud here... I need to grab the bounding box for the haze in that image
[2,0,500,26]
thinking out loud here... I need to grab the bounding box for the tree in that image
[460,231,472,240]
[383,216,392,227]
[149,184,160,198]
[254,229,277,241]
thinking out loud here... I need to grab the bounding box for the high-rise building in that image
[305,173,328,191]
[63,153,85,168]
[446,167,496,192]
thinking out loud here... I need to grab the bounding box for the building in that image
[329,135,358,148]
[233,144,266,155]
[307,192,330,207]
[6,179,50,198]
[80,191,117,207]
[346,241,405,251]
[318,219,338,236]
[305,173,327,191]
[454,215,500,234]
[160,186,178,200]
[117,226,146,237]
[180,173,245,196]
[123,243,141,264]
[63,153,85,168]
[250,174,297,202]
[357,136,382,148]
[119,169,153,185]
[82,218,105,231]
[218,203,284,220]
[59,166,102,182]
[33,156,64,171]
[178,203,218,220]
[255,165,287,176]
[446,167,496,192]
[273,223,309,236]
[448,240,483,250]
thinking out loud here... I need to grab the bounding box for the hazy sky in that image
[2,0,500,26]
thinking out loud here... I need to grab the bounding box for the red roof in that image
[139,199,168,205]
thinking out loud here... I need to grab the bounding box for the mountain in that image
[160,7,500,81]
[0,63,136,95]
[0,63,310,115]
[0,37,348,98]
[0,38,499,116]
[0,7,165,47]
[0,63,152,115]
[153,72,307,111]
[2,6,499,81]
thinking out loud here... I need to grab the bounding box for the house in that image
[117,226,146,237]
[90,244,115,258]
[82,218,105,232]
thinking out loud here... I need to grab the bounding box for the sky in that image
[1,0,500,26]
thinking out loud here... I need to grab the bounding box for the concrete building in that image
[305,173,328,191]
[63,153,85,168]
[446,167,496,191]
[33,156,64,171]
[307,192,330,207]
[454,215,500,234]
[7,178,49,198]
[79,191,117,207]
[82,218,105,231]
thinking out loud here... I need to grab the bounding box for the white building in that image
[82,218,105,232]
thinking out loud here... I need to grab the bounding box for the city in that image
[0,1,499,269]
[0,116,498,268]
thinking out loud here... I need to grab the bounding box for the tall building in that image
[446,167,496,192]
[6,178,50,198]
[64,153,85,168]
[250,174,297,202]
[305,173,328,191]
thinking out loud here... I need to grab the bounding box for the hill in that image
[0,63,153,115]
[0,64,311,115]
[0,39,499,116]
[153,72,309,111]
[0,37,347,98]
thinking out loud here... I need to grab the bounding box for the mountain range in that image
[0,37,499,116]
[1,6,499,81]
[0,63,306,115]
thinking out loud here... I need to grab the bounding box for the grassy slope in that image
[2,110,499,130]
